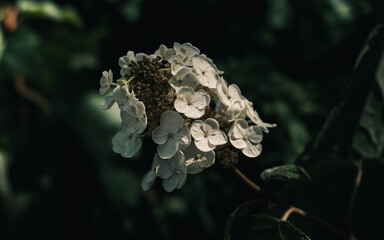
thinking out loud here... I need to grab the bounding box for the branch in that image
[346,164,362,240]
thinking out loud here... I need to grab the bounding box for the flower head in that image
[100,42,276,192]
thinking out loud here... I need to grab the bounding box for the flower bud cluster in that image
[99,43,276,192]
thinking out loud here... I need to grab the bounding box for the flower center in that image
[201,70,206,75]
[204,133,208,138]
[195,154,202,160]
[243,136,248,141]
[174,169,180,175]
[227,94,232,100]
[187,101,193,106]
[168,133,173,138]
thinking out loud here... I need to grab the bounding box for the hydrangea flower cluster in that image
[99,43,276,192]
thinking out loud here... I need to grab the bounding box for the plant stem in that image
[232,167,352,240]
[346,164,362,240]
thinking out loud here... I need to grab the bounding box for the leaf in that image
[226,211,311,240]
[300,24,384,162]
[277,221,311,240]
[260,164,311,182]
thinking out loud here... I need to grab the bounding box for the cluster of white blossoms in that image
[99,43,276,192]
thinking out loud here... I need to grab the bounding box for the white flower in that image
[112,131,142,158]
[141,154,161,191]
[216,77,246,121]
[112,85,139,109]
[190,118,227,152]
[101,96,115,110]
[135,53,157,61]
[170,57,185,75]
[228,119,263,158]
[156,151,187,192]
[173,42,200,66]
[119,51,135,77]
[246,101,277,133]
[152,111,191,159]
[168,67,198,92]
[120,101,147,135]
[183,142,215,174]
[216,77,243,107]
[118,51,156,76]
[192,55,220,89]
[99,70,113,95]
[174,88,210,119]
[155,44,175,62]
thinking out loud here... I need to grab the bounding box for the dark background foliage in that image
[0,0,383,239]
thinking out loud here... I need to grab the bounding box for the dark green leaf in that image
[251,214,277,231]
[260,164,311,182]
[300,24,384,162]
[277,221,311,240]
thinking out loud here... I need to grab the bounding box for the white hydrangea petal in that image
[192,90,210,109]
[190,120,205,141]
[101,96,115,110]
[135,53,148,61]
[186,162,204,174]
[247,126,263,144]
[198,150,215,168]
[203,118,219,134]
[185,106,205,119]
[208,130,228,146]
[176,169,187,189]
[195,138,214,152]
[261,123,277,133]
[175,125,191,150]
[226,102,243,122]
[157,138,179,159]
[112,132,142,158]
[152,126,169,144]
[174,42,200,66]
[169,67,198,91]
[141,170,157,191]
[121,136,142,158]
[197,71,219,89]
[182,72,198,89]
[242,141,262,158]
[232,120,248,139]
[171,58,185,75]
[156,160,174,180]
[163,175,179,192]
[183,142,215,174]
[228,84,242,102]
[159,111,184,130]
[174,98,189,114]
[99,70,113,95]
[229,137,247,149]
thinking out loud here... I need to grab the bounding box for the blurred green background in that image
[0,0,383,239]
